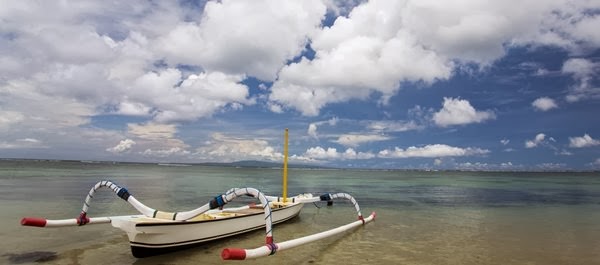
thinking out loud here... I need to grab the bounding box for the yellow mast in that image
[282,128,289,202]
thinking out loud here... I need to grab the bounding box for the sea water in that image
[1,160,599,265]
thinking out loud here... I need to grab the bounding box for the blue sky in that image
[1,0,599,170]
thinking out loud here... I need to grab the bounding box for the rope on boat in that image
[19,180,158,227]
[282,192,364,222]
[221,188,274,243]
[263,192,362,219]
[81,181,273,223]
[324,193,363,221]
[78,180,155,225]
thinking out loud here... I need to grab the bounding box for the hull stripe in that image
[130,212,300,248]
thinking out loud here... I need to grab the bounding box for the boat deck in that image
[127,202,293,224]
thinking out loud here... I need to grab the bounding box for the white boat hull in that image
[110,203,304,257]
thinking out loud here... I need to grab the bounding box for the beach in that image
[1,160,600,264]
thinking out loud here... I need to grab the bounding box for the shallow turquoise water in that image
[1,160,600,264]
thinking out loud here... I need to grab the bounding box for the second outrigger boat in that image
[21,130,376,260]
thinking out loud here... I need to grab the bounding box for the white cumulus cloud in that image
[378,144,489,158]
[304,146,375,160]
[125,69,252,123]
[532,97,558,111]
[569,134,600,148]
[106,139,136,153]
[195,133,282,162]
[270,0,453,116]
[307,117,340,139]
[525,133,548,148]
[433,97,495,127]
[308,123,319,139]
[158,0,326,81]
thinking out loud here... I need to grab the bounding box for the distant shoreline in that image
[1,157,598,173]
[0,157,328,170]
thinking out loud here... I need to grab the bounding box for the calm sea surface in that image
[1,160,599,265]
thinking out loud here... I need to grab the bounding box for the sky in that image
[1,0,599,171]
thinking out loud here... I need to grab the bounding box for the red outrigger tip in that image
[21,217,47,227]
[221,248,246,260]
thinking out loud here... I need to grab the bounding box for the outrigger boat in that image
[21,130,376,260]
